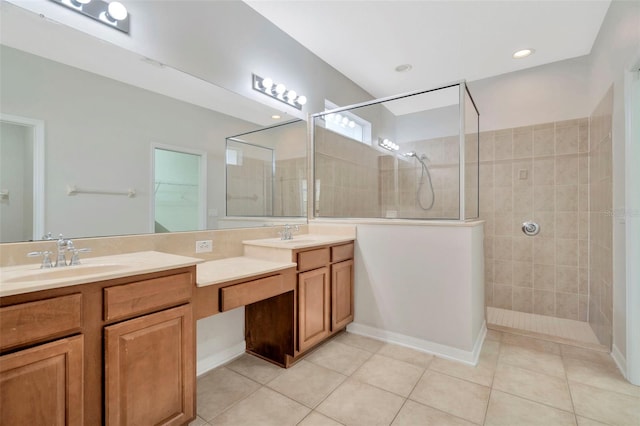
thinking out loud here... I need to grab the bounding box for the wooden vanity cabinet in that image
[0,293,84,425]
[0,266,197,426]
[293,242,354,356]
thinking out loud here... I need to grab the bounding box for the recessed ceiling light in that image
[271,115,281,120]
[395,64,413,73]
[513,48,535,59]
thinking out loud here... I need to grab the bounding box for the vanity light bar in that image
[252,74,307,110]
[378,138,399,152]
[49,0,130,34]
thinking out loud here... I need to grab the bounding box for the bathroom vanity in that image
[0,252,201,426]
[0,233,355,425]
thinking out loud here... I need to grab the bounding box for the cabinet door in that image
[298,267,330,352]
[332,259,354,331]
[0,335,84,426]
[105,304,194,426]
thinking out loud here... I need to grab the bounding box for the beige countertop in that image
[196,256,296,287]
[0,251,203,298]
[242,234,355,250]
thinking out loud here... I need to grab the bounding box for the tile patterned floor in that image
[192,331,640,426]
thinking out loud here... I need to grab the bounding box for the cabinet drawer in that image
[104,272,192,321]
[331,243,354,263]
[0,294,82,352]
[297,248,330,272]
[220,274,293,312]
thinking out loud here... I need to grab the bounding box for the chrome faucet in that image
[55,234,70,267]
[279,224,299,240]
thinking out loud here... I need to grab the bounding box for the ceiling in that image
[244,0,611,98]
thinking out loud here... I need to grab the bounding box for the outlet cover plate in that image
[195,240,213,253]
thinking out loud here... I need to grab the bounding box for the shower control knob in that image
[521,221,540,236]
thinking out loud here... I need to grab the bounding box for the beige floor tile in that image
[564,357,640,398]
[306,341,372,376]
[484,390,576,426]
[189,416,208,426]
[429,356,495,387]
[486,330,503,342]
[560,345,616,368]
[575,416,608,426]
[409,371,490,424]
[499,343,566,378]
[492,363,573,412]
[570,381,640,425]
[210,387,310,426]
[197,367,261,421]
[225,353,285,385]
[352,354,424,397]
[501,333,561,355]
[391,400,477,426]
[333,332,385,353]
[298,411,344,426]
[267,360,346,408]
[479,340,501,367]
[376,343,434,368]
[316,378,405,426]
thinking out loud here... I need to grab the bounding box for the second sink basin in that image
[2,263,126,284]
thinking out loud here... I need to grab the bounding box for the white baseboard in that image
[347,321,487,366]
[196,341,246,377]
[611,344,627,379]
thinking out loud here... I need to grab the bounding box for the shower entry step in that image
[486,307,608,352]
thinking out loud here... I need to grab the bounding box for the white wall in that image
[587,0,640,366]
[351,222,485,363]
[468,55,591,132]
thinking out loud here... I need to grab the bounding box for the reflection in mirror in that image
[224,120,308,222]
[0,4,307,241]
[0,114,44,242]
[153,146,206,233]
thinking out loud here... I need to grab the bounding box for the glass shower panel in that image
[464,85,480,219]
[313,84,461,220]
[225,119,307,218]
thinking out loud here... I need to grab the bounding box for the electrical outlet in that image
[195,240,213,253]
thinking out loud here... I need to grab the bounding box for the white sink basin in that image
[2,264,126,284]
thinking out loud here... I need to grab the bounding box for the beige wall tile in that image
[556,239,579,266]
[495,261,513,285]
[534,289,555,316]
[533,185,555,212]
[494,131,513,160]
[555,125,580,155]
[512,237,533,262]
[513,130,533,159]
[556,212,579,239]
[556,266,579,294]
[556,156,580,185]
[494,237,513,261]
[534,264,556,291]
[534,158,555,186]
[556,185,578,211]
[533,127,555,157]
[556,292,579,320]
[494,188,513,212]
[513,261,533,287]
[533,212,556,238]
[494,284,513,309]
[494,163,513,187]
[534,238,556,265]
[512,287,533,313]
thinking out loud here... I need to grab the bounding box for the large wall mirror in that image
[0,2,307,242]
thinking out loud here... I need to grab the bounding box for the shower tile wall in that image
[383,136,460,219]
[315,128,379,217]
[273,157,307,217]
[481,118,589,321]
[226,157,273,216]
[588,87,613,348]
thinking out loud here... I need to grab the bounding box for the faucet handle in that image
[69,247,91,266]
[42,232,54,240]
[27,251,53,269]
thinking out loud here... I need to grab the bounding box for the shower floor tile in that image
[487,307,604,349]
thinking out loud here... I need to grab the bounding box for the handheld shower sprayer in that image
[403,151,435,210]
